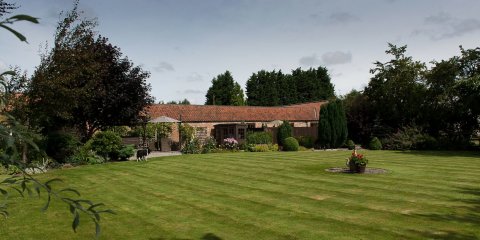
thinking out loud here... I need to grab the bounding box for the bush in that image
[246,131,273,145]
[223,138,239,150]
[382,126,439,150]
[202,137,218,154]
[182,138,202,154]
[369,137,382,150]
[87,131,122,161]
[117,144,135,161]
[296,136,314,148]
[179,123,195,145]
[45,132,80,163]
[346,140,355,150]
[246,144,279,152]
[283,137,299,151]
[298,146,310,151]
[67,144,103,165]
[277,121,293,146]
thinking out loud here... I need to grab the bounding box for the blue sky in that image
[2,0,480,104]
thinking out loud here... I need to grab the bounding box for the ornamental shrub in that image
[246,144,279,152]
[223,138,239,150]
[277,121,293,146]
[246,131,273,145]
[116,144,135,161]
[202,137,218,154]
[297,136,314,148]
[66,144,103,165]
[369,137,382,150]
[182,138,202,154]
[346,140,355,150]
[87,131,122,161]
[283,137,299,151]
[382,126,439,150]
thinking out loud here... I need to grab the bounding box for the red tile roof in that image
[146,101,326,123]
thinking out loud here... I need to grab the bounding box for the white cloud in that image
[328,12,360,24]
[321,51,352,66]
[186,72,203,82]
[300,51,352,67]
[413,12,480,40]
[154,61,175,72]
[178,89,204,94]
[299,54,320,66]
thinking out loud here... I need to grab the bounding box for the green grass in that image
[1,150,480,239]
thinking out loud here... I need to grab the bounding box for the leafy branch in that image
[0,173,115,238]
[0,14,39,42]
[1,11,114,239]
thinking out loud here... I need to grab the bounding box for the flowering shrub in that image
[223,138,239,150]
[348,150,368,166]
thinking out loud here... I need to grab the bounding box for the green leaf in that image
[7,14,40,24]
[97,209,116,215]
[60,188,81,196]
[0,24,27,42]
[69,204,75,215]
[72,211,80,232]
[0,71,16,77]
[45,178,63,185]
[75,199,93,205]
[34,184,41,197]
[44,178,63,190]
[11,187,24,197]
[0,188,8,197]
[1,177,17,184]
[42,195,51,211]
[87,203,105,211]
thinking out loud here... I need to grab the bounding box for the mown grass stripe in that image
[100,166,414,239]
[144,158,475,203]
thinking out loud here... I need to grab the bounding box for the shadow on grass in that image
[149,233,223,240]
[396,150,480,159]
[408,187,480,240]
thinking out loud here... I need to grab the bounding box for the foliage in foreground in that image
[0,2,114,238]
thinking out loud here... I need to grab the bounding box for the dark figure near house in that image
[136,149,148,161]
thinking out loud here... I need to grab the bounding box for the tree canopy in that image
[344,43,480,149]
[246,67,334,106]
[364,43,427,135]
[205,71,245,106]
[28,3,154,141]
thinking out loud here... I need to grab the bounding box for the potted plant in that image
[346,150,369,173]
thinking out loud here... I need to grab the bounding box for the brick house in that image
[146,101,326,147]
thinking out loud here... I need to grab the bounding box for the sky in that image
[2,0,480,104]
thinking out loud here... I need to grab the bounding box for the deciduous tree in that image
[28,3,154,141]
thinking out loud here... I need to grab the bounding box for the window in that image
[238,128,245,139]
[195,127,207,138]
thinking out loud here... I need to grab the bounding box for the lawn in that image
[0,150,479,239]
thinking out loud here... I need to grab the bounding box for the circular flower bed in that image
[325,167,388,174]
